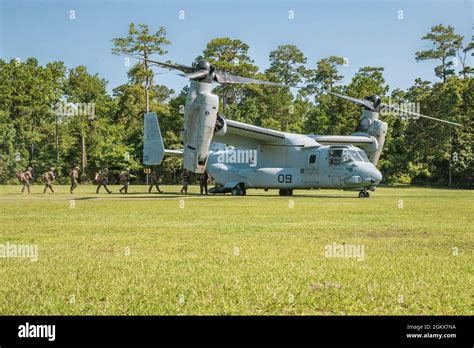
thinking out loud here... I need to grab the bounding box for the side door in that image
[328,149,345,186]
[303,152,320,185]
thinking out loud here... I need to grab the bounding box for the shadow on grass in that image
[75,191,360,200]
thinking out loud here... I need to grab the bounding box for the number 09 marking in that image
[278,174,292,183]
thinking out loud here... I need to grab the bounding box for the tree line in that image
[0,23,472,187]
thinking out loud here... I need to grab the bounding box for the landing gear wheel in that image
[231,188,242,196]
[279,189,293,196]
[365,191,370,198]
[358,191,368,198]
[231,184,246,196]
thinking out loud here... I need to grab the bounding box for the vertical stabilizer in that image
[143,112,165,165]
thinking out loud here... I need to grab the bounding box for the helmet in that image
[27,167,32,171]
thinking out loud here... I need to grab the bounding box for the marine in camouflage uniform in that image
[148,170,163,193]
[17,167,33,194]
[69,166,80,193]
[199,171,209,195]
[180,171,189,194]
[42,167,55,194]
[95,168,112,194]
[119,169,131,194]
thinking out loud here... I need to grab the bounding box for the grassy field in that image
[0,184,472,315]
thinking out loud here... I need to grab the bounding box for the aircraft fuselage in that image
[206,134,382,192]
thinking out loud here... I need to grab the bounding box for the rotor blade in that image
[214,72,287,86]
[122,53,194,73]
[326,91,375,110]
[178,70,208,80]
[383,104,461,126]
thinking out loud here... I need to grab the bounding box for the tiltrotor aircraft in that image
[132,55,460,198]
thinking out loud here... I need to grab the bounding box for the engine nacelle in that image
[353,109,387,166]
[182,81,218,173]
[367,119,387,166]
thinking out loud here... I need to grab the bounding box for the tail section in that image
[143,113,165,165]
[143,113,183,165]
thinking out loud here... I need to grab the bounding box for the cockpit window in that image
[338,149,371,163]
[345,150,362,163]
[357,150,370,162]
[330,148,370,164]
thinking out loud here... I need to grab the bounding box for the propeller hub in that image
[196,59,211,72]
[365,95,382,111]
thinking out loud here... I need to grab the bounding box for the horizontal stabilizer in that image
[165,149,183,156]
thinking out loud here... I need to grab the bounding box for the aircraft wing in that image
[308,135,376,147]
[213,119,286,148]
[307,135,379,153]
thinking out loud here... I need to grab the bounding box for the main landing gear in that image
[279,189,293,196]
[358,190,370,198]
[231,184,247,196]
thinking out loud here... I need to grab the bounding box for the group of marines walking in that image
[16,166,211,195]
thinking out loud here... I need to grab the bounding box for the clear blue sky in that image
[1,0,472,94]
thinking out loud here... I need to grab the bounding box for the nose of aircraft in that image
[357,163,382,185]
[371,168,382,184]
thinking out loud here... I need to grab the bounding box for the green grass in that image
[0,184,472,315]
